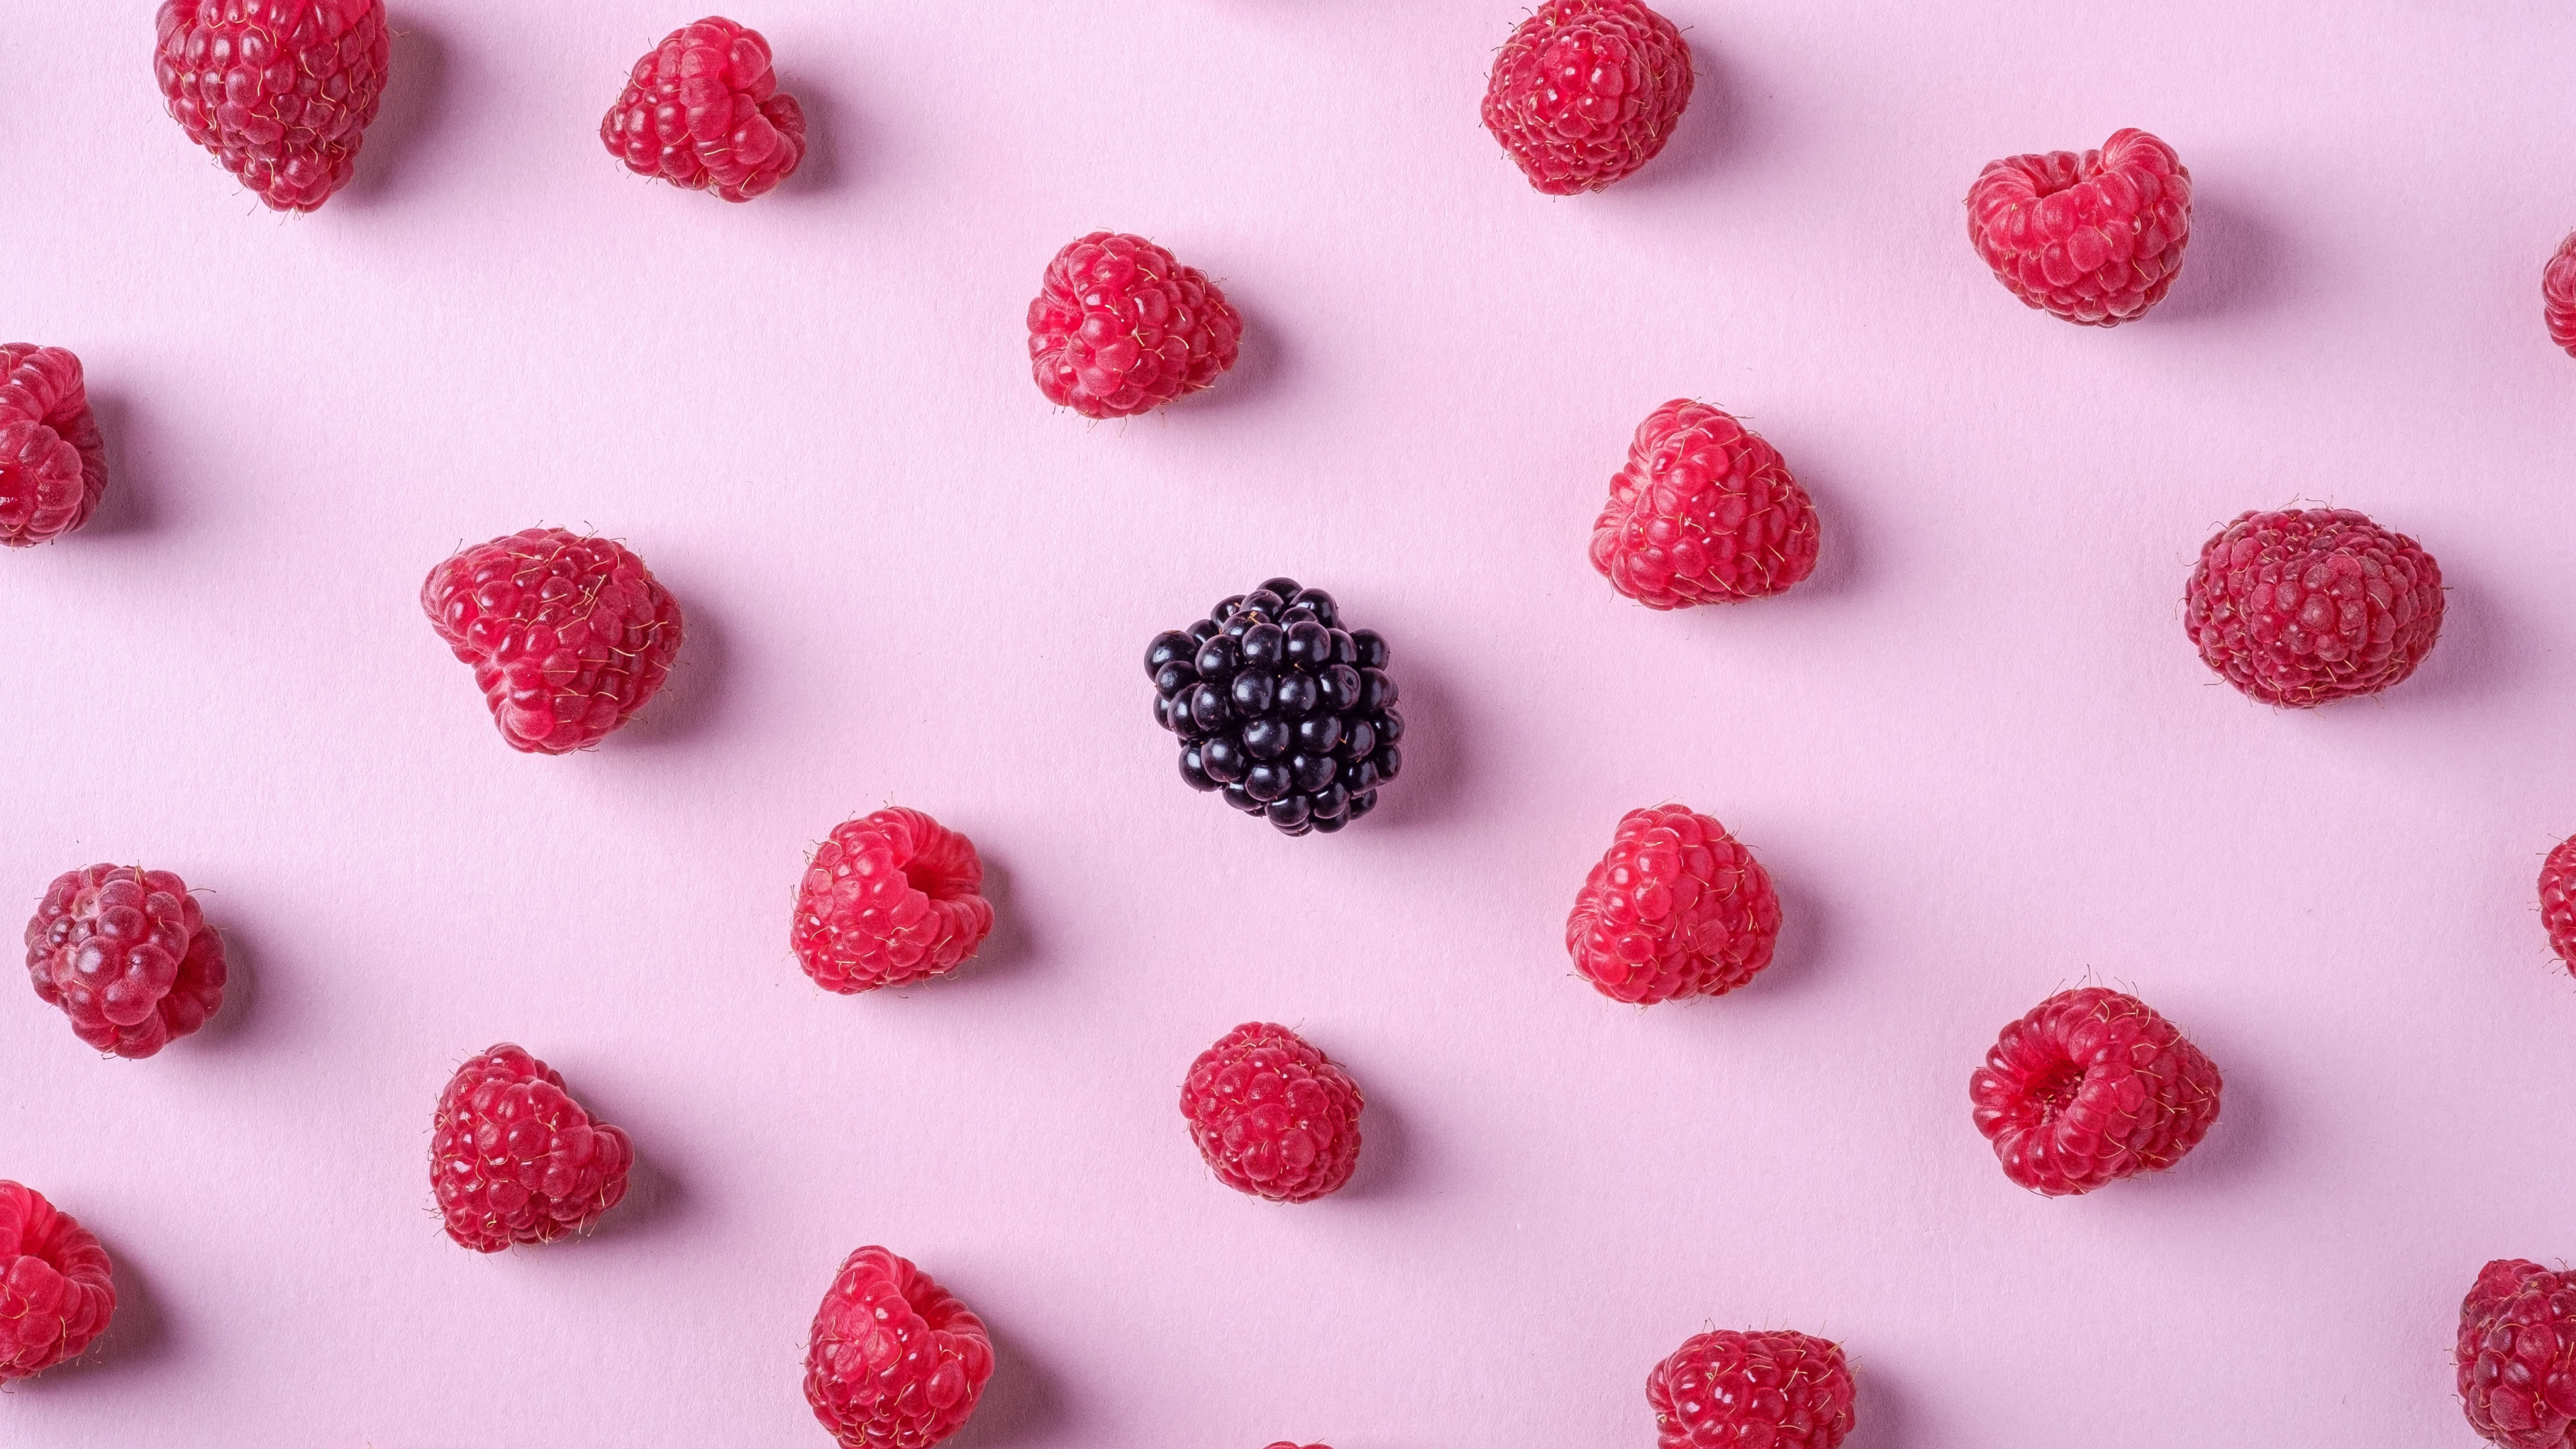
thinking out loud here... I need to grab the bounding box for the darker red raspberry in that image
[2542,837,2576,974]
[1180,1022,1364,1203]
[2461,1259,2576,1448]
[430,1044,633,1252]
[421,528,684,753]
[600,17,806,203]
[154,0,388,213]
[2182,507,2444,708]
[0,1182,115,1382]
[1648,1328,1854,1449]
[1482,0,1695,195]
[1566,806,1780,1005]
[24,865,227,1059]
[1027,232,1242,419]
[1970,987,2221,1196]
[1967,128,2190,326]
[0,344,107,547]
[792,809,995,993]
[1591,400,1819,608]
[805,1246,994,1449]
[2547,233,2576,358]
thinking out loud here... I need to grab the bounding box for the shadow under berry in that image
[944,1303,1065,1449]
[1359,645,1472,832]
[335,16,451,207]
[1590,42,1751,200]
[616,583,731,747]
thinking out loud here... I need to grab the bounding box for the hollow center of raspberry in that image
[903,861,972,901]
[2025,1060,2087,1122]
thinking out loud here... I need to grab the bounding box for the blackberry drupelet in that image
[1145,578,1405,837]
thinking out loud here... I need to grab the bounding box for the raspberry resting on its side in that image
[2547,233,2576,358]
[2182,507,2444,708]
[601,17,806,202]
[1970,987,2222,1196]
[2460,1259,2576,1448]
[421,528,684,753]
[429,1044,633,1252]
[1566,805,1781,1005]
[805,1246,995,1449]
[25,865,228,1059]
[154,0,390,212]
[1481,0,1695,195]
[0,345,107,547]
[1028,232,1242,419]
[792,808,995,993]
[2542,837,2576,974]
[1967,128,2191,326]
[0,1181,115,1383]
[1649,1328,1855,1449]
[1591,400,1820,608]
[1181,1022,1364,1203]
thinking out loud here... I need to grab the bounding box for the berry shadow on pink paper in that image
[78,391,157,540]
[2146,188,2286,325]
[941,1301,1063,1449]
[1158,293,1280,420]
[614,579,729,747]
[1356,645,1470,831]
[1841,1352,1905,1449]
[1588,42,1746,200]
[1324,1049,1414,1203]
[946,848,1038,988]
[773,70,847,195]
[333,16,449,209]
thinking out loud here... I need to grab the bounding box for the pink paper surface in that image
[7,2,2574,1445]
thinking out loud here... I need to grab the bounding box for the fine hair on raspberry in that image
[1566,805,1782,1004]
[2459,1258,2576,1447]
[1591,400,1821,608]
[2540,835,2576,975]
[600,16,807,202]
[1481,0,1695,195]
[1180,1022,1366,1203]
[0,344,107,547]
[792,808,996,993]
[421,527,685,753]
[429,1044,634,1251]
[1967,127,2191,325]
[2181,506,2444,708]
[154,0,390,212]
[24,864,229,1058]
[0,1181,116,1382]
[1969,986,2222,1195]
[1027,232,1242,419]
[1648,1328,1855,1449]
[805,1245,994,1449]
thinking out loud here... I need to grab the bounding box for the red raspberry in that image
[600,17,806,203]
[421,528,684,753]
[792,809,995,993]
[1590,400,1820,608]
[2461,1259,2576,1447]
[153,0,389,213]
[2542,837,2576,973]
[1967,128,2191,326]
[1970,987,2221,1196]
[1026,232,1242,419]
[429,1044,633,1252]
[0,344,107,547]
[2547,233,2576,358]
[24,865,228,1059]
[2182,507,2444,708]
[1566,805,1781,1005]
[1648,1329,1855,1449]
[1481,0,1695,195]
[804,1246,994,1449]
[0,1182,115,1382]
[1180,1022,1364,1203]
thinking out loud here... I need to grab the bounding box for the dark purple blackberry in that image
[1145,577,1405,837]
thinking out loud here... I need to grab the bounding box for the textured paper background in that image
[7,2,2576,1444]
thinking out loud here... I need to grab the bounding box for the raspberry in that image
[792,809,996,993]
[1027,232,1242,419]
[1481,0,1695,195]
[1969,987,2222,1196]
[0,345,107,547]
[2182,507,2444,708]
[600,17,806,203]
[0,1182,115,1382]
[2542,837,2576,973]
[1179,1022,1364,1203]
[2460,1259,2576,1448]
[804,1246,994,1449]
[1966,128,2191,326]
[421,528,684,753]
[23,865,228,1059]
[1590,400,1820,608]
[429,1044,633,1252]
[1648,1329,1855,1449]
[2547,233,2576,358]
[153,0,389,213]
[1566,806,1780,1005]
[1148,579,1405,837]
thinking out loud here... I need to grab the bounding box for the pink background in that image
[7,1,2576,1444]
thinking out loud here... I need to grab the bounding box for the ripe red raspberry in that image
[2461,1259,2576,1447]
[1591,400,1820,608]
[1970,987,2221,1196]
[805,1246,994,1449]
[1180,1022,1364,1203]
[153,0,389,213]
[421,528,684,753]
[1649,1328,1855,1449]
[0,1182,115,1382]
[429,1044,633,1252]
[1566,805,1780,1005]
[1967,128,2191,326]
[2546,233,2576,358]
[1481,0,1695,195]
[2542,837,2576,973]
[24,865,227,1059]
[2182,507,2444,708]
[600,17,806,203]
[1027,232,1242,419]
[792,809,995,993]
[0,344,107,548]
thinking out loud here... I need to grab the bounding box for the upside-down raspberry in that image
[154,0,389,212]
[1481,0,1695,195]
[1180,1022,1364,1203]
[1970,987,2222,1195]
[1967,128,2190,325]
[1649,1328,1855,1449]
[429,1044,633,1252]
[24,865,228,1059]
[792,809,994,993]
[421,528,684,753]
[805,1246,994,1449]
[0,345,107,547]
[1591,400,1819,608]
[2182,507,2444,708]
[1566,805,1780,1004]
[2460,1258,2576,1448]
[0,1182,115,1381]
[600,17,806,202]
[1027,232,1242,419]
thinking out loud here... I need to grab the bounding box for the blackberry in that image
[1145,578,1406,837]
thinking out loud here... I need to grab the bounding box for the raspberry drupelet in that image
[1566,806,1781,1004]
[1481,0,1695,195]
[1591,400,1820,608]
[24,865,228,1059]
[0,345,107,547]
[2542,837,2576,974]
[2548,233,2576,358]
[429,1044,633,1252]
[2182,507,2443,708]
[0,1182,115,1381]
[601,17,806,202]
[154,0,389,212]
[1970,987,2221,1196]
[1967,128,2191,326]
[1028,232,1242,419]
[1180,1022,1365,1203]
[805,1246,994,1449]
[421,528,684,753]
[1649,1329,1856,1449]
[792,809,995,993]
[2460,1259,2576,1448]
